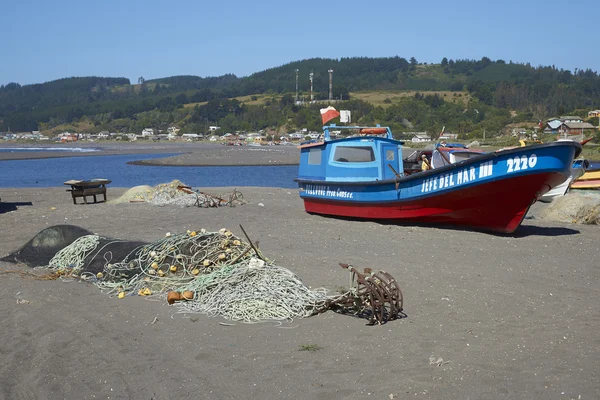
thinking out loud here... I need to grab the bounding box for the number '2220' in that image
[506,154,537,173]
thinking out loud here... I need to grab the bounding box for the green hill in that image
[1,57,598,137]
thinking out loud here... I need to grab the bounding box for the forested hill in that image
[1,57,599,135]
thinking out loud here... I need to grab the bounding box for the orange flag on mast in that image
[320,106,340,125]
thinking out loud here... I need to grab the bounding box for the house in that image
[544,119,563,133]
[411,134,432,143]
[544,117,595,135]
[245,133,264,143]
[167,126,180,134]
[588,110,600,118]
[60,132,78,142]
[182,133,202,141]
[561,121,596,135]
[209,126,220,132]
[559,115,582,123]
[141,128,154,137]
[289,132,305,140]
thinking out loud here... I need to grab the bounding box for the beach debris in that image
[429,356,450,366]
[325,263,405,325]
[16,298,31,304]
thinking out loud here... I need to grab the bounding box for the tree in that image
[441,57,448,66]
[410,57,418,70]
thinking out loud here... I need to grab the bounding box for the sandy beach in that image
[1,184,599,400]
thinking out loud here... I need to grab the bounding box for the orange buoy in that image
[167,291,182,305]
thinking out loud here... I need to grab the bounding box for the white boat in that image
[540,159,589,202]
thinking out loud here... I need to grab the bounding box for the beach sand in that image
[1,186,599,399]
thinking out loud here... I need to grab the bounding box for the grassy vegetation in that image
[350,90,472,108]
[184,93,272,108]
[298,344,323,352]
[39,120,96,135]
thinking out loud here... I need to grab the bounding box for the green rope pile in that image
[48,235,102,276]
[175,258,329,322]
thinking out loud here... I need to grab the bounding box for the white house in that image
[209,126,220,132]
[182,133,202,141]
[411,134,431,143]
[142,128,154,136]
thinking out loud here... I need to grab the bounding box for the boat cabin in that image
[298,125,404,182]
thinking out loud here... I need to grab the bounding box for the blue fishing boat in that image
[295,124,582,233]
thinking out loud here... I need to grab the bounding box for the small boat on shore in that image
[295,124,581,233]
[571,168,600,190]
[540,158,589,202]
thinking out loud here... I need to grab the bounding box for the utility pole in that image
[328,69,333,102]
[309,72,314,102]
[294,69,299,103]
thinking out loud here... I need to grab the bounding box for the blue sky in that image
[1,0,598,86]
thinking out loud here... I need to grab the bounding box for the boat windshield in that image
[333,146,375,163]
[431,150,450,168]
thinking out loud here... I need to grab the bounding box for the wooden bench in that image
[64,179,111,204]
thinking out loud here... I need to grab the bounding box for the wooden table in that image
[64,179,111,204]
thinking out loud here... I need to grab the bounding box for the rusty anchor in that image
[329,263,405,325]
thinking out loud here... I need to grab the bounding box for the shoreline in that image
[0,142,301,166]
[2,142,598,168]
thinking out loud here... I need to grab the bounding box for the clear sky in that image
[1,0,598,86]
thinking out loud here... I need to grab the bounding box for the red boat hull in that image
[302,172,565,233]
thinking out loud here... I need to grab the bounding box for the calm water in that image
[0,153,299,188]
[0,147,101,153]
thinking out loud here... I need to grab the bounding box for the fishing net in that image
[1,225,95,266]
[539,191,600,225]
[3,225,404,324]
[110,180,245,208]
